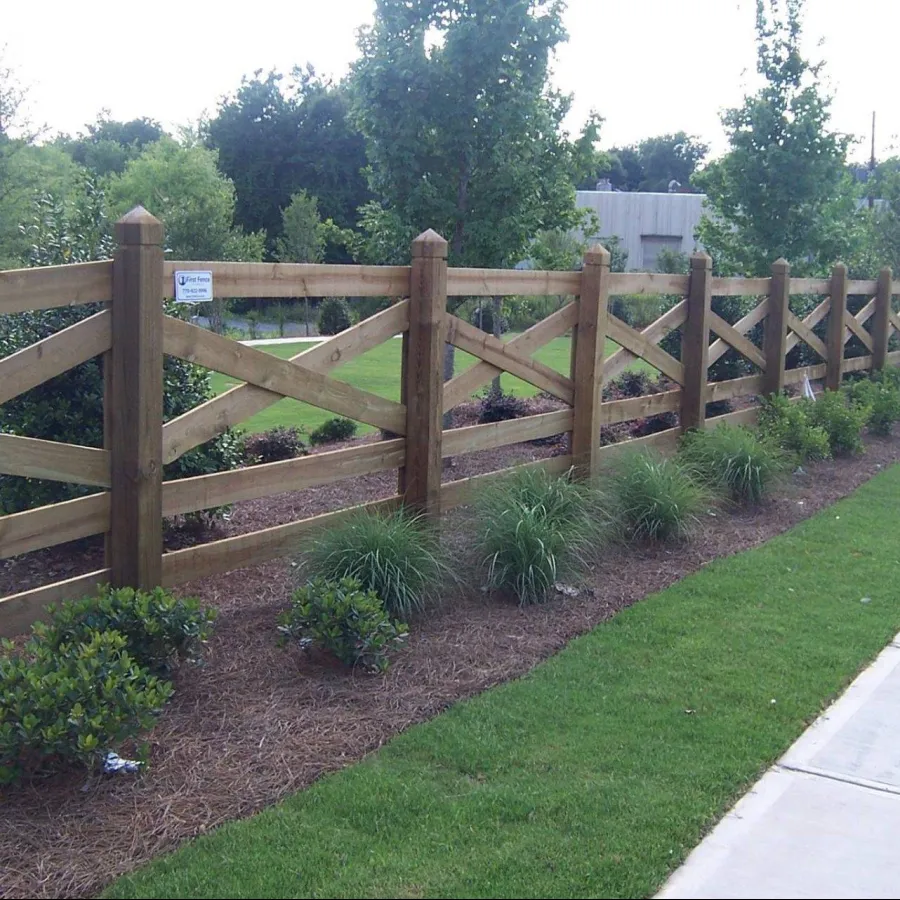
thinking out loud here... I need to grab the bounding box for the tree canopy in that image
[695,0,860,276]
[59,114,165,176]
[206,68,369,246]
[350,0,588,268]
[106,138,264,261]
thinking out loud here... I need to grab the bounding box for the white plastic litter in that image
[802,374,816,401]
[102,751,142,774]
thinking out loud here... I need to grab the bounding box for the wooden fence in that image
[0,206,898,635]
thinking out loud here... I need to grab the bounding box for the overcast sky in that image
[4,0,897,162]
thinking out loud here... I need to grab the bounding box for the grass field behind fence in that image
[208,336,642,435]
[107,464,900,900]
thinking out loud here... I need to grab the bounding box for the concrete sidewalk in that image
[657,632,900,900]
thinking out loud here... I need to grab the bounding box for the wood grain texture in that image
[784,363,828,384]
[873,269,893,370]
[442,409,574,457]
[0,569,111,638]
[445,314,575,403]
[571,247,610,475]
[763,259,789,394]
[163,261,410,298]
[681,253,712,430]
[843,354,874,373]
[790,278,831,294]
[785,311,828,361]
[603,300,687,382]
[705,406,760,428]
[708,311,767,370]
[706,374,765,403]
[162,498,400,586]
[443,302,578,411]
[606,314,686,385]
[707,299,769,368]
[595,426,682,463]
[446,267,581,297]
[162,301,409,464]
[709,276,770,296]
[161,440,405,517]
[0,493,109,559]
[109,207,165,590]
[847,280,878,295]
[0,310,111,405]
[843,311,874,351]
[602,389,681,425]
[826,264,848,390]
[0,260,113,314]
[0,433,109,485]
[401,230,447,516]
[608,273,690,296]
[163,315,406,434]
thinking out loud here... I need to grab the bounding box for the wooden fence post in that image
[109,206,164,589]
[571,245,610,477]
[763,258,790,395]
[825,262,848,391]
[681,252,712,431]
[401,229,447,520]
[872,267,893,371]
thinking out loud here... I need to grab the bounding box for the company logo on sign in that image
[174,271,213,303]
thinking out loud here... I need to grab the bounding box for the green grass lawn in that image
[107,465,900,900]
[208,336,636,435]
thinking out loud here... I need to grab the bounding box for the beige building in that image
[576,189,705,271]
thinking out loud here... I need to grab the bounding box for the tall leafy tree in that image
[352,0,590,381]
[59,114,165,177]
[206,68,369,246]
[695,0,860,276]
[106,138,264,261]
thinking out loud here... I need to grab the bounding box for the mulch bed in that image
[3,424,900,899]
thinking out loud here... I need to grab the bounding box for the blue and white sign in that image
[174,270,213,303]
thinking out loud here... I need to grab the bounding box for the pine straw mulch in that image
[3,429,900,899]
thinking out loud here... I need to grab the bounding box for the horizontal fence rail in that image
[0,207,898,635]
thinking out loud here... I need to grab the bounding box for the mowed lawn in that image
[108,465,900,900]
[207,336,642,435]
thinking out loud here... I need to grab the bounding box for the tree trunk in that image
[490,295,502,397]
[442,342,455,429]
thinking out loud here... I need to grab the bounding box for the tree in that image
[275,190,325,263]
[579,133,707,193]
[106,138,264,260]
[352,0,588,382]
[206,68,370,247]
[635,132,708,192]
[695,0,860,276]
[59,113,165,176]
[0,181,242,513]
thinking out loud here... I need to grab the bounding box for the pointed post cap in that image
[411,228,448,258]
[584,245,610,267]
[771,257,790,273]
[690,251,712,269]
[115,206,164,246]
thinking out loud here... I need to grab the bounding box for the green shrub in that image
[758,393,832,462]
[309,417,358,446]
[609,451,707,542]
[301,508,448,620]
[807,390,870,456]
[278,577,408,673]
[680,425,786,504]
[0,629,173,784]
[478,390,526,424]
[243,426,308,463]
[473,467,604,605]
[35,586,215,673]
[317,297,351,335]
[847,377,900,437]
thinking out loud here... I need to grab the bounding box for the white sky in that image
[4,0,897,162]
